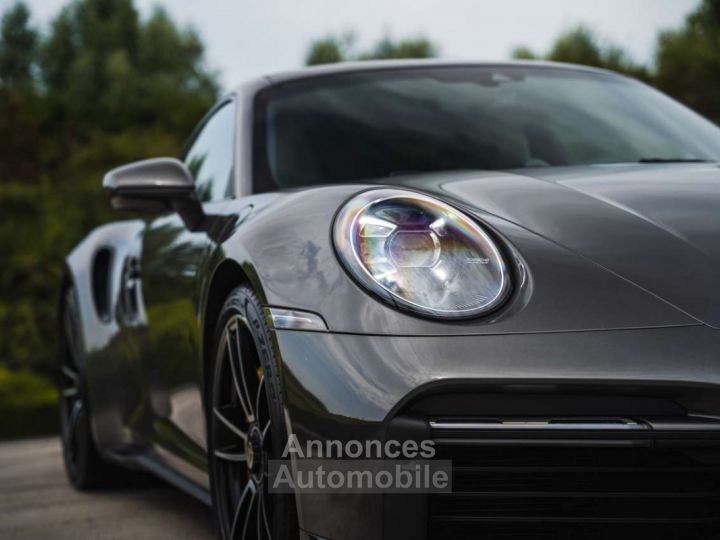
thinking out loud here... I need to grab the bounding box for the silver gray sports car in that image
[60,60,720,540]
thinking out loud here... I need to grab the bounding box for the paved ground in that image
[0,437,215,540]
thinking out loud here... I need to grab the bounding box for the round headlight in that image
[333,188,511,319]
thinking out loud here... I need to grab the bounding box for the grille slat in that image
[432,516,720,524]
[429,441,720,539]
[438,490,720,498]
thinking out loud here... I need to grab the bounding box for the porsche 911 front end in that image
[239,63,720,539]
[250,168,720,540]
[61,61,720,540]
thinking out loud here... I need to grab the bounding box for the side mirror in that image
[103,158,205,231]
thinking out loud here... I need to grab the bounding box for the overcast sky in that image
[8,0,700,90]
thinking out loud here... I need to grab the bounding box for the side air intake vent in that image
[91,247,113,322]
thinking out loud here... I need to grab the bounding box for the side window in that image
[184,101,236,202]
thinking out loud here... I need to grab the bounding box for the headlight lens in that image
[333,188,511,319]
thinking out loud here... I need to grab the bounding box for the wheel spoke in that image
[60,365,79,397]
[61,387,79,398]
[213,407,247,442]
[226,325,255,423]
[240,488,257,540]
[259,488,272,540]
[68,400,82,432]
[230,481,256,540]
[214,313,276,540]
[229,482,250,540]
[262,420,271,444]
[214,447,248,462]
[62,365,79,383]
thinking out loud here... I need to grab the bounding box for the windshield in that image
[254,66,720,191]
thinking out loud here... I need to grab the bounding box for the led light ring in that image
[334,188,511,319]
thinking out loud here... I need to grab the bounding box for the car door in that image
[138,100,237,485]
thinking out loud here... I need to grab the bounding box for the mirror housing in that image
[103,158,205,230]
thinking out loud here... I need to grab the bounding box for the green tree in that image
[135,7,219,133]
[305,36,347,65]
[0,2,37,86]
[359,35,437,60]
[0,85,42,183]
[0,2,41,183]
[512,26,648,80]
[39,0,217,138]
[548,26,603,67]
[0,0,220,436]
[655,0,720,122]
[510,45,536,60]
[40,6,77,95]
[306,33,437,65]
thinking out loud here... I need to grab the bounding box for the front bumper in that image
[275,324,720,539]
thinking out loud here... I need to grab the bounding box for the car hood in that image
[402,163,720,328]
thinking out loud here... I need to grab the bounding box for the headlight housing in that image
[333,188,511,319]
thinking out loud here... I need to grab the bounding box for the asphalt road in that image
[0,437,215,540]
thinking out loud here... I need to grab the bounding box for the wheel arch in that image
[201,259,265,407]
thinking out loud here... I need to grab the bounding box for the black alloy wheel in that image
[59,286,120,489]
[209,286,298,540]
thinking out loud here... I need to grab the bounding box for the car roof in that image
[233,59,622,93]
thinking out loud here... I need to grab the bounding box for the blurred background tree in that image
[305,32,356,65]
[511,25,650,81]
[0,2,37,86]
[655,0,720,123]
[0,0,218,437]
[1,0,720,438]
[511,0,720,116]
[306,32,438,65]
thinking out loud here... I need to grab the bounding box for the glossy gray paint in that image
[61,61,720,540]
[278,324,720,538]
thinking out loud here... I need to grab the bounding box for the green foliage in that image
[0,85,43,182]
[0,0,219,432]
[305,36,346,65]
[511,46,536,60]
[655,0,720,123]
[0,0,719,439]
[549,26,604,67]
[512,4,720,119]
[0,366,57,413]
[512,25,649,81]
[306,33,438,65]
[133,9,219,133]
[0,2,38,86]
[358,35,437,60]
[0,366,58,439]
[37,0,218,143]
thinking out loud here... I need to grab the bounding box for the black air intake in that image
[428,417,720,540]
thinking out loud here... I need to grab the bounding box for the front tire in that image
[208,286,299,540]
[59,286,122,489]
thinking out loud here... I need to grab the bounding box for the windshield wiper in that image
[637,158,713,163]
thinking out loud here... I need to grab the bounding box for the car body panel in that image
[65,220,147,451]
[443,163,720,328]
[60,61,720,538]
[225,179,696,336]
[278,324,720,539]
[139,209,212,475]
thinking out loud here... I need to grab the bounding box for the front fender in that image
[216,185,694,336]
